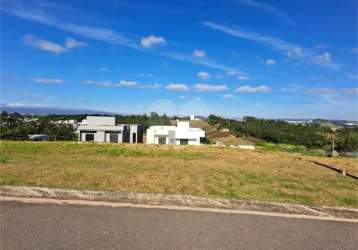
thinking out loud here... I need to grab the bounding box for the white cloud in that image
[161,51,245,74]
[97,81,112,87]
[4,1,244,74]
[65,37,87,48]
[223,94,235,99]
[23,34,67,54]
[194,84,228,92]
[81,80,95,84]
[305,88,336,94]
[195,96,201,101]
[140,35,166,48]
[32,78,64,84]
[192,49,206,58]
[234,0,293,25]
[237,75,250,80]
[347,74,358,80]
[166,83,190,92]
[81,79,159,89]
[311,52,333,67]
[265,59,276,65]
[141,83,161,89]
[226,70,250,80]
[202,22,340,69]
[280,86,302,92]
[115,80,138,87]
[342,88,358,95]
[179,95,186,99]
[137,73,154,78]
[2,102,26,107]
[281,86,358,96]
[236,85,271,93]
[197,71,210,80]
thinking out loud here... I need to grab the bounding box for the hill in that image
[190,120,260,145]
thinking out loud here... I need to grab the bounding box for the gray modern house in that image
[77,116,144,143]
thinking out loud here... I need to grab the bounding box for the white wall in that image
[86,116,115,126]
[146,123,204,145]
[146,126,176,144]
[94,131,105,142]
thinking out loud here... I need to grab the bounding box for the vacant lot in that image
[0,141,357,207]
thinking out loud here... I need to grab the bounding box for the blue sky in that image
[1,0,357,119]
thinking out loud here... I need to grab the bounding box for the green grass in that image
[0,141,357,207]
[257,142,326,156]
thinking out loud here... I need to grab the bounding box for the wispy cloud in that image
[166,83,190,92]
[202,21,340,70]
[223,94,235,99]
[64,37,87,48]
[280,85,358,96]
[225,70,250,80]
[236,85,271,93]
[137,73,154,78]
[22,34,86,54]
[192,49,206,58]
[140,35,166,48]
[197,71,210,80]
[265,59,276,65]
[159,50,247,75]
[2,1,241,74]
[347,74,358,80]
[140,83,162,89]
[194,84,228,92]
[97,81,112,87]
[81,80,95,84]
[114,80,138,87]
[32,78,64,84]
[305,87,336,95]
[23,34,67,54]
[81,79,160,89]
[234,0,293,25]
[342,88,358,95]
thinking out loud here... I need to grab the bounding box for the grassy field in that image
[0,141,357,207]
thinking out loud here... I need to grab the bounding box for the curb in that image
[1,185,357,219]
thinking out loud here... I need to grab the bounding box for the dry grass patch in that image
[0,141,357,207]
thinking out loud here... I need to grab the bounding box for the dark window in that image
[180,139,189,145]
[110,133,118,143]
[158,137,166,144]
[132,133,136,143]
[85,133,94,141]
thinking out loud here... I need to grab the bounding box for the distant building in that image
[77,116,144,143]
[146,121,205,145]
[190,114,202,121]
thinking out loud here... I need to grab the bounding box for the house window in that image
[179,139,188,145]
[85,133,95,141]
[158,136,166,144]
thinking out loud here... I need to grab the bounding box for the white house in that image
[190,114,202,121]
[77,116,144,143]
[146,121,205,145]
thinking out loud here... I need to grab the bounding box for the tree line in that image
[208,115,358,152]
[0,111,172,141]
